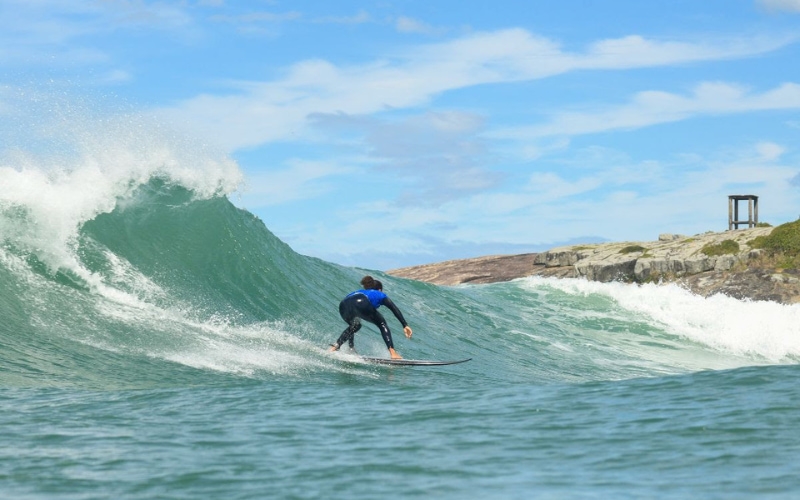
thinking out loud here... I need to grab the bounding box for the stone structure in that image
[728,195,759,230]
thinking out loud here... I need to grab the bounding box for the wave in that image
[3,169,800,390]
[2,94,799,390]
[527,277,800,363]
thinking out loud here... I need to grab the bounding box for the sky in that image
[2,0,800,270]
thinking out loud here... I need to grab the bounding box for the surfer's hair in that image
[374,280,383,291]
[360,275,376,289]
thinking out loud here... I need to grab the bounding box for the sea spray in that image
[0,87,242,275]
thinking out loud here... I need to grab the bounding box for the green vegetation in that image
[701,239,740,256]
[750,219,800,255]
[619,245,646,254]
[749,219,800,269]
[756,222,772,228]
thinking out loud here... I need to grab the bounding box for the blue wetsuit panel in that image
[346,289,387,309]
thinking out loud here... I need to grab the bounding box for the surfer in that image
[329,276,413,359]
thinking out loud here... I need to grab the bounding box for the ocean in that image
[2,147,800,499]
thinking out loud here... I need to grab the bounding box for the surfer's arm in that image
[382,297,413,338]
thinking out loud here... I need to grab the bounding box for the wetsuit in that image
[334,289,408,350]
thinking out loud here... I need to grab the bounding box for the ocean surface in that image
[2,129,800,499]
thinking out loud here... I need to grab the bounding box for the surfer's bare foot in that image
[389,347,402,359]
[329,343,340,352]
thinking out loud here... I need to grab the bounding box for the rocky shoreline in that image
[387,227,800,304]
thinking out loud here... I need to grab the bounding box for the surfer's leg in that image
[331,297,360,351]
[342,295,374,350]
[332,320,360,350]
[341,321,361,347]
[375,321,394,350]
[363,309,401,359]
[377,322,401,358]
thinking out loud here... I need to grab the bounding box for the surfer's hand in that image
[403,326,413,338]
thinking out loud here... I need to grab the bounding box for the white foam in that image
[0,89,243,274]
[523,276,800,363]
[0,90,372,379]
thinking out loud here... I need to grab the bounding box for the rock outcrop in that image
[387,227,800,304]
[384,253,543,286]
[533,228,772,282]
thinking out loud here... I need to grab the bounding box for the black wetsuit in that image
[334,289,408,350]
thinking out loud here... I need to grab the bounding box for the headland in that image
[387,225,800,304]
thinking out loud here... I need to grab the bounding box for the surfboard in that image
[360,357,471,366]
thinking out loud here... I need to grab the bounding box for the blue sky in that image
[2,0,800,270]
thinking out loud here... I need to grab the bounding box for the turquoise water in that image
[3,153,800,498]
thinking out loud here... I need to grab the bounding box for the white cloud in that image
[756,141,786,161]
[156,29,795,151]
[239,159,355,208]
[209,11,302,24]
[0,3,103,47]
[0,1,196,66]
[99,69,132,85]
[395,16,442,35]
[758,0,800,12]
[308,110,498,203]
[495,82,800,140]
[314,10,371,24]
[580,34,786,68]
[102,0,193,28]
[526,172,604,202]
